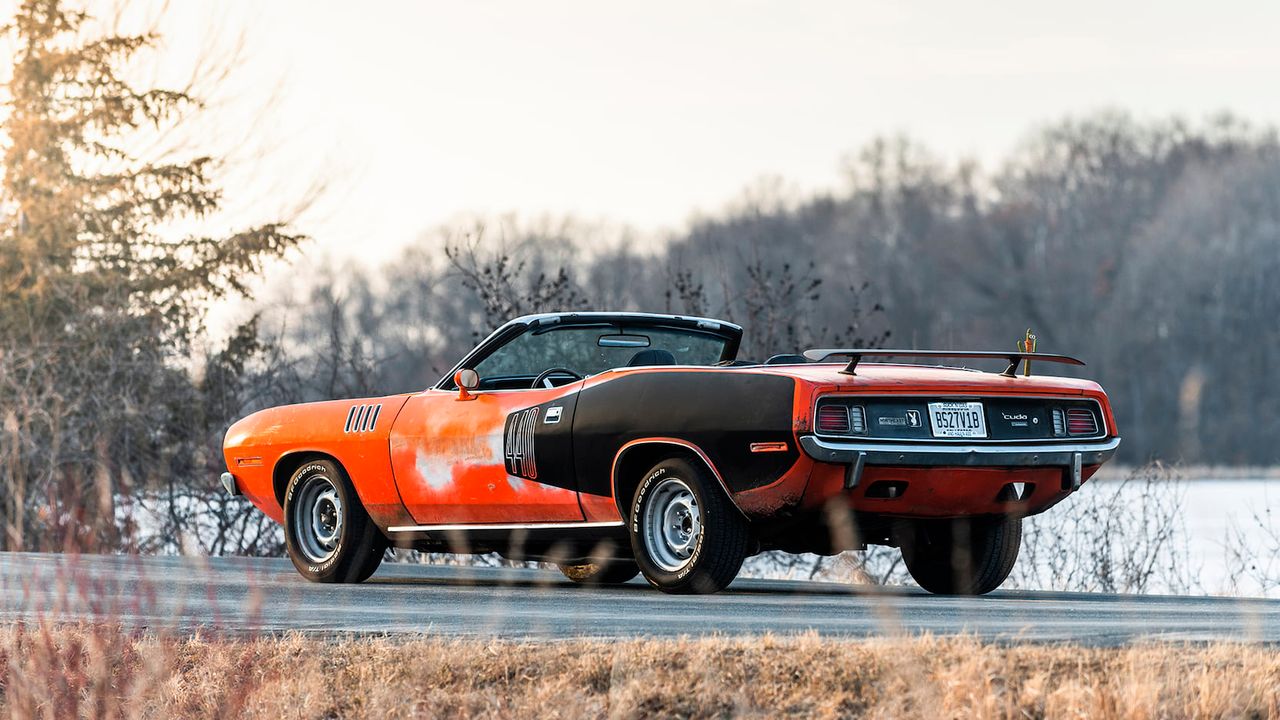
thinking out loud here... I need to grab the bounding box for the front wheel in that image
[283,458,386,583]
[629,457,749,594]
[901,516,1021,595]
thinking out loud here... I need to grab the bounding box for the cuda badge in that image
[343,403,382,433]
[504,407,540,480]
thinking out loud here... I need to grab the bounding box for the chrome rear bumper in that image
[797,435,1122,489]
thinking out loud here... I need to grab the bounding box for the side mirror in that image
[455,368,480,401]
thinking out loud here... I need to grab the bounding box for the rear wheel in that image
[557,558,640,585]
[902,516,1021,595]
[629,457,749,594]
[283,458,386,583]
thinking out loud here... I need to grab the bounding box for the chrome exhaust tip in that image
[220,472,240,497]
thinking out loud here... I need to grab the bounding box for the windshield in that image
[472,324,730,384]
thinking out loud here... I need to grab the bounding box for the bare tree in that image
[1011,464,1196,594]
[443,220,590,333]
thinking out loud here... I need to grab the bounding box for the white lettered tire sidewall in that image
[628,456,748,594]
[283,458,383,583]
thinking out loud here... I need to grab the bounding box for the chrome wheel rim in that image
[642,477,701,572]
[292,473,343,564]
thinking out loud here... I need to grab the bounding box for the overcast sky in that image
[93,1,1280,261]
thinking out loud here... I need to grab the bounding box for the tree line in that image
[3,1,1277,558]
[265,114,1280,469]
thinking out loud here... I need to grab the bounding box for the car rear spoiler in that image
[801,348,1086,377]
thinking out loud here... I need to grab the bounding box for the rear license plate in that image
[927,402,987,438]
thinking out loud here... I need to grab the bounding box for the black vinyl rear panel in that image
[572,371,799,496]
[815,396,1105,441]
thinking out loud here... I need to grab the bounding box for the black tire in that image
[283,458,387,583]
[901,516,1021,595]
[628,457,749,594]
[557,558,641,585]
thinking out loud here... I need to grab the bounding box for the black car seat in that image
[627,349,677,366]
[764,353,808,365]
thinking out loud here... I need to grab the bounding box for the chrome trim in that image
[387,520,624,533]
[812,395,1109,444]
[798,434,1121,469]
[367,404,382,432]
[434,312,744,391]
[845,450,867,489]
[440,384,586,397]
[343,406,357,433]
[220,472,239,497]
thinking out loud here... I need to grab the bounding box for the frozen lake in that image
[1043,474,1280,597]
[740,471,1280,598]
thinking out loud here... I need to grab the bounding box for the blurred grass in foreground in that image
[3,625,1278,718]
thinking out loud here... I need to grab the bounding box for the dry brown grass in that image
[1,625,1278,719]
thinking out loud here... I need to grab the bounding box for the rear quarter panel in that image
[572,368,813,520]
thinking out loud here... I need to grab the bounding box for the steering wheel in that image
[532,367,584,389]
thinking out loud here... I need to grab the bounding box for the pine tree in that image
[0,0,304,550]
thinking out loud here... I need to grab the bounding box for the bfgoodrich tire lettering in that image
[283,458,387,583]
[629,457,749,594]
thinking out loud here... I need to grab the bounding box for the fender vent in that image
[504,407,540,480]
[344,403,383,433]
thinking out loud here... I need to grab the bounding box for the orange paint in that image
[389,387,584,524]
[800,462,1103,518]
[222,395,414,527]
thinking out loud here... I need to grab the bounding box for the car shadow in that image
[365,568,926,598]
[361,568,1280,608]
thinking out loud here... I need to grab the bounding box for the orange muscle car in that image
[222,312,1120,594]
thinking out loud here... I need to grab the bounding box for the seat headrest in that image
[627,349,677,367]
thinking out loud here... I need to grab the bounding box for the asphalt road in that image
[2,552,1277,645]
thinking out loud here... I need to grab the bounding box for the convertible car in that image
[222,312,1120,594]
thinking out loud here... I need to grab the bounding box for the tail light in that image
[816,404,866,435]
[817,405,850,434]
[1051,408,1066,437]
[1066,408,1098,435]
[849,406,866,433]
